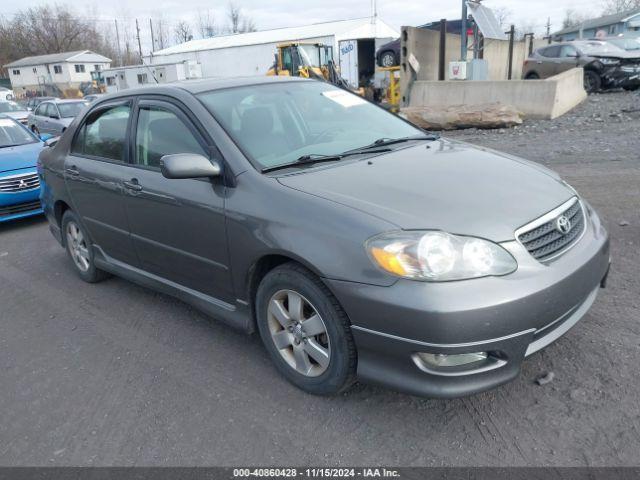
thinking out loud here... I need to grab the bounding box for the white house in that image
[4,50,111,96]
[148,17,398,88]
[102,60,203,94]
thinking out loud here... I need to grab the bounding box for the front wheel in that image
[256,263,357,395]
[584,70,601,93]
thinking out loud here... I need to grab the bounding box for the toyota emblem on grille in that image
[18,179,28,190]
[555,215,571,234]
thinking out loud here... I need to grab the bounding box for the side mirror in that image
[39,133,53,142]
[160,153,221,179]
[43,136,59,148]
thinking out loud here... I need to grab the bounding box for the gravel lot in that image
[0,91,639,467]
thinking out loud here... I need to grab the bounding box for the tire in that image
[255,262,357,395]
[61,210,110,283]
[584,70,601,94]
[525,72,540,80]
[380,51,397,68]
[623,85,640,91]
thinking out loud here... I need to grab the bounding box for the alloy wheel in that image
[66,221,90,272]
[267,289,331,377]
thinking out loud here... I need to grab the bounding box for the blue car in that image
[0,116,51,222]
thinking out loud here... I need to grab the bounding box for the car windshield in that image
[198,81,425,170]
[575,41,625,55]
[0,118,37,147]
[57,102,87,118]
[607,38,640,51]
[0,101,24,113]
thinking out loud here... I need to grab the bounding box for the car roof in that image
[102,75,309,101]
[49,98,88,104]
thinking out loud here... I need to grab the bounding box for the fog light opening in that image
[417,351,488,368]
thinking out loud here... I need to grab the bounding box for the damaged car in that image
[523,40,640,93]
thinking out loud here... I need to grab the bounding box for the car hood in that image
[277,139,574,242]
[591,51,640,60]
[0,142,43,174]
[3,111,29,121]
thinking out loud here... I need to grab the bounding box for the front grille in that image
[0,172,40,193]
[0,200,41,218]
[517,198,585,262]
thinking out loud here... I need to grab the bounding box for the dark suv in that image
[39,78,609,398]
[523,40,640,92]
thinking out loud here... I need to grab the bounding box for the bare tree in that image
[152,15,171,50]
[493,7,512,29]
[602,0,640,13]
[562,9,592,29]
[196,9,217,38]
[0,5,119,75]
[174,20,194,44]
[226,2,257,34]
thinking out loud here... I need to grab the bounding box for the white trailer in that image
[147,18,398,88]
[102,60,202,93]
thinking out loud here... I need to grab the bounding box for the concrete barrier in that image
[406,68,587,120]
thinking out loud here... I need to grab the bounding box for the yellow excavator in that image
[267,42,350,89]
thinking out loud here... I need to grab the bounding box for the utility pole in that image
[135,19,143,63]
[460,0,468,60]
[114,19,122,66]
[546,17,551,44]
[149,18,156,52]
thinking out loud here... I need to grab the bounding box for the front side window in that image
[198,81,422,170]
[540,46,561,57]
[134,105,206,168]
[560,46,578,57]
[73,104,130,161]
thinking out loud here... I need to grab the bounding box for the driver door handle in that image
[123,179,143,192]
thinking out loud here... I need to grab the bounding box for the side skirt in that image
[93,246,253,333]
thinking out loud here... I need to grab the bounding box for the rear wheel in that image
[256,263,356,395]
[525,72,540,80]
[584,70,601,93]
[61,210,110,283]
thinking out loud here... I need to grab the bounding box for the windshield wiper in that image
[344,134,440,154]
[261,149,392,173]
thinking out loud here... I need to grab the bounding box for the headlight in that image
[598,57,619,65]
[366,231,517,281]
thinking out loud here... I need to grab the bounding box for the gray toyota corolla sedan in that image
[38,77,610,398]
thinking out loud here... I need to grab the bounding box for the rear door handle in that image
[123,179,143,192]
[65,167,79,176]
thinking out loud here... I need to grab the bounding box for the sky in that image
[0,0,604,53]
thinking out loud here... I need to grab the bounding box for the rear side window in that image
[72,104,131,161]
[134,105,206,168]
[540,46,561,57]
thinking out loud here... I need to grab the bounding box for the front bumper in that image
[0,172,43,223]
[603,64,640,88]
[326,203,610,398]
